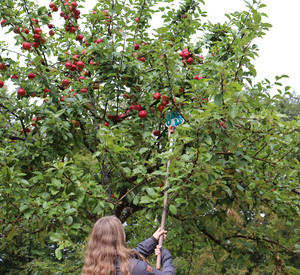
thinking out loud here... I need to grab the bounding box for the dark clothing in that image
[116,236,175,275]
[131,236,175,274]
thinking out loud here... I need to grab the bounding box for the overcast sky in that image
[202,0,300,95]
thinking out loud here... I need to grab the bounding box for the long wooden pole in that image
[156,126,172,270]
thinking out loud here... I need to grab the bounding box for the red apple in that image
[71,1,77,7]
[48,23,54,29]
[65,61,73,69]
[49,30,55,36]
[70,64,77,71]
[0,63,6,70]
[95,38,103,43]
[134,43,140,50]
[153,92,161,100]
[186,57,193,64]
[33,34,41,40]
[77,34,84,41]
[11,74,19,79]
[32,42,39,48]
[157,104,164,112]
[0,81,4,88]
[136,104,143,111]
[34,27,42,34]
[13,26,20,33]
[23,42,31,50]
[135,17,140,22]
[80,88,87,93]
[21,28,29,34]
[60,95,67,101]
[49,2,55,8]
[153,130,160,136]
[139,57,146,62]
[76,61,85,69]
[194,74,204,80]
[1,19,7,26]
[62,79,70,87]
[138,110,147,118]
[71,119,80,127]
[17,88,26,96]
[28,73,35,79]
[162,100,169,106]
[74,9,81,16]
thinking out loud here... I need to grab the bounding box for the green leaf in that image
[7,228,16,241]
[253,14,261,24]
[151,170,166,176]
[146,188,156,197]
[139,147,148,154]
[237,185,244,191]
[169,205,177,215]
[214,94,223,107]
[249,183,256,190]
[55,248,62,260]
[140,196,151,204]
[133,195,140,205]
[49,232,62,242]
[123,167,131,176]
[24,208,34,219]
[51,179,62,188]
[65,208,76,215]
[229,105,239,118]
[76,188,85,206]
[204,136,212,145]
[19,179,30,186]
[65,216,73,226]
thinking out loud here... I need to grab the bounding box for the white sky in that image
[202,0,300,95]
[2,0,300,96]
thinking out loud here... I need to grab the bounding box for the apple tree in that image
[0,0,299,273]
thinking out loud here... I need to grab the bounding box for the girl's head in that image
[82,216,137,275]
[90,216,126,250]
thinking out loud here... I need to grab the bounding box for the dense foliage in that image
[0,0,299,273]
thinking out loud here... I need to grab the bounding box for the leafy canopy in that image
[0,0,299,274]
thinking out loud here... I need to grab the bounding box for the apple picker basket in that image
[156,112,184,270]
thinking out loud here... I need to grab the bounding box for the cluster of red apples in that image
[0,2,213,139]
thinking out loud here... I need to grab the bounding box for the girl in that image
[82,216,175,274]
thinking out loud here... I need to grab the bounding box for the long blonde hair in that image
[82,216,144,275]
